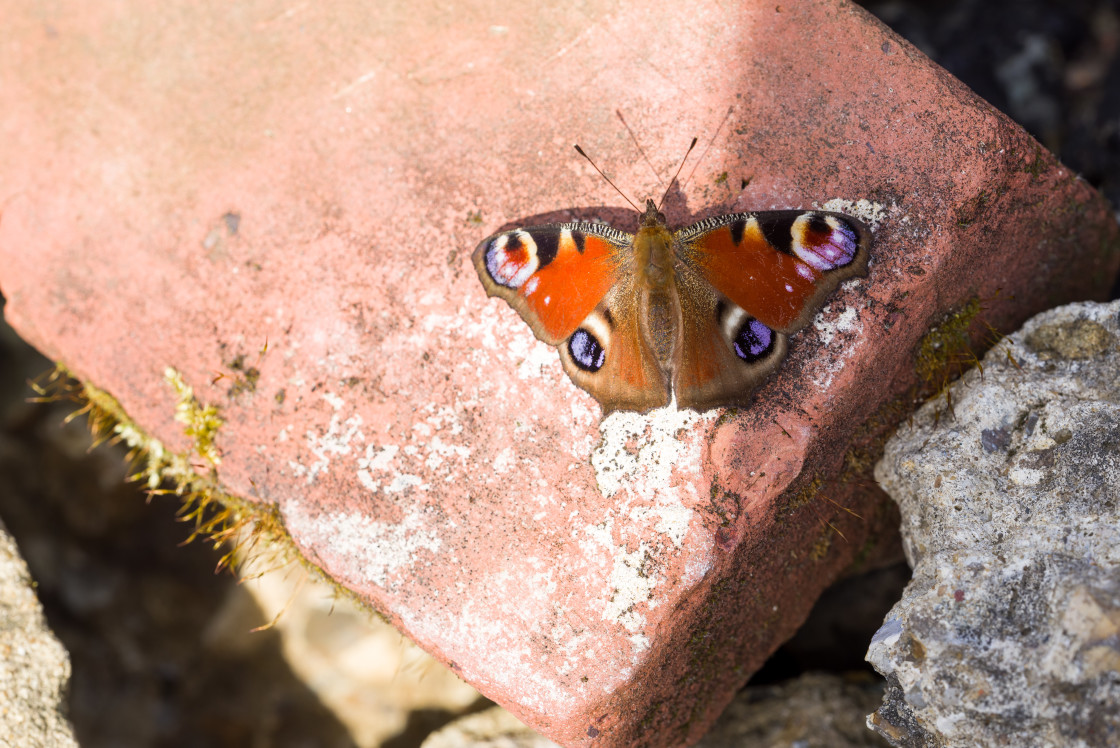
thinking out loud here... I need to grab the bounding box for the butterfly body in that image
[474,198,870,414]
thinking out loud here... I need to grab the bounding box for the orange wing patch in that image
[690,221,820,331]
[520,232,618,342]
[474,227,622,345]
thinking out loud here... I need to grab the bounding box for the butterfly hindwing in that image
[673,262,789,410]
[558,279,671,413]
[678,210,870,333]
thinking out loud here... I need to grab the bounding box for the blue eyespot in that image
[732,319,774,362]
[568,329,606,372]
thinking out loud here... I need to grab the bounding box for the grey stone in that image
[0,518,78,748]
[868,300,1120,747]
[695,672,890,748]
[423,673,889,748]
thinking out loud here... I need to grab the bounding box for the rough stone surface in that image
[1,1,1118,745]
[427,673,890,748]
[0,518,78,748]
[869,300,1120,747]
[695,673,889,748]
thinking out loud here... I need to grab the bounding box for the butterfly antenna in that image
[682,105,736,193]
[657,137,698,212]
[573,144,642,213]
[616,110,663,187]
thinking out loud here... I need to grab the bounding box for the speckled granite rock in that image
[0,518,78,748]
[869,300,1120,747]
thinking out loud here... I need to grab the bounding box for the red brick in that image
[1,1,1116,745]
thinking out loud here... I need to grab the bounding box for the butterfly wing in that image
[672,263,790,410]
[473,223,621,345]
[672,211,870,409]
[678,211,870,332]
[473,222,670,412]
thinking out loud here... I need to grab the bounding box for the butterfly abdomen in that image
[631,219,682,373]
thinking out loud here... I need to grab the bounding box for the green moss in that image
[785,474,824,512]
[165,366,224,467]
[809,523,834,561]
[1023,143,1047,178]
[914,297,985,390]
[32,364,373,621]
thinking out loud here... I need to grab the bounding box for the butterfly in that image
[472,147,871,414]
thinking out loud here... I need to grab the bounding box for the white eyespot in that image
[579,308,612,350]
[785,283,794,293]
[543,296,551,306]
[486,231,540,288]
[525,276,540,295]
[796,262,815,281]
[720,303,746,343]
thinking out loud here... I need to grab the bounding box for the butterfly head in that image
[640,198,667,229]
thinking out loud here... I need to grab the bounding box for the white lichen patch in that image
[514,337,561,381]
[287,396,471,498]
[423,435,470,470]
[808,304,866,391]
[604,541,659,635]
[813,305,861,347]
[580,406,719,639]
[581,519,658,635]
[284,502,441,589]
[591,405,715,500]
[290,392,365,484]
[818,197,890,230]
[628,504,693,547]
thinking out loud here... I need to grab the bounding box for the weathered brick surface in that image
[1,1,1116,745]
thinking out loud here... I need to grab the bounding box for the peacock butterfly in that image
[472,142,871,414]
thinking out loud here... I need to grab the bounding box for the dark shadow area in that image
[857,0,1120,214]
[0,297,358,748]
[748,562,913,686]
[381,697,495,748]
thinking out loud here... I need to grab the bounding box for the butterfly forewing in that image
[678,211,870,333]
[473,223,627,344]
[473,220,675,412]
